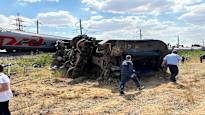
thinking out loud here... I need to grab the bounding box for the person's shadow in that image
[92,71,171,94]
[65,71,173,101]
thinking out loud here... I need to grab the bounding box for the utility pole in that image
[79,19,83,35]
[203,40,205,46]
[36,19,41,34]
[17,13,20,30]
[140,29,142,40]
[15,13,24,31]
[177,35,180,48]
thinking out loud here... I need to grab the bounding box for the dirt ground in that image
[9,61,205,115]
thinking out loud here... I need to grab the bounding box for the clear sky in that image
[0,0,205,46]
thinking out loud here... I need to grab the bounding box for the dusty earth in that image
[6,60,205,115]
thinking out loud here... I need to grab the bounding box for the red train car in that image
[0,29,70,52]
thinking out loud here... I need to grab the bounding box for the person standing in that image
[200,54,205,63]
[119,55,142,95]
[0,65,13,115]
[162,50,182,83]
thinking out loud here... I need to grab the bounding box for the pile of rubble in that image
[51,35,103,78]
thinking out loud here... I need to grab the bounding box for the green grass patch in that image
[178,50,205,62]
[178,50,205,58]
[0,53,53,75]
[15,54,53,66]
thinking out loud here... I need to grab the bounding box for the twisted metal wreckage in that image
[51,35,169,79]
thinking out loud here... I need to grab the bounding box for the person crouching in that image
[162,50,182,83]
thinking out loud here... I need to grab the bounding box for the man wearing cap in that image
[0,65,13,115]
[119,55,142,95]
[162,50,182,82]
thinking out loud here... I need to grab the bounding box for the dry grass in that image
[2,54,205,114]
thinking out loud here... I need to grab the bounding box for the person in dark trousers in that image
[0,65,13,115]
[162,50,182,83]
[200,55,205,63]
[119,55,143,95]
[181,56,185,63]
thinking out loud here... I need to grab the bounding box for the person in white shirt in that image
[161,50,182,82]
[0,65,13,115]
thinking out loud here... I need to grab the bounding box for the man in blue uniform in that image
[119,55,142,95]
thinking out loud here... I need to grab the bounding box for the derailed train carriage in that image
[51,35,168,79]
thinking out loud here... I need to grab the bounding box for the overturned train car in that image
[51,35,168,79]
